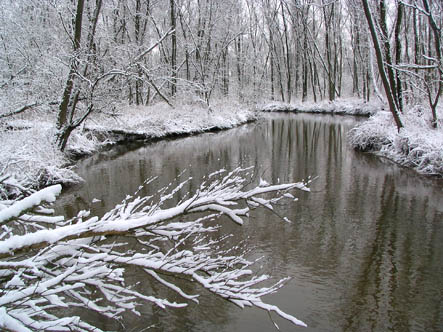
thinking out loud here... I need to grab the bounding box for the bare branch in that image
[0,103,38,120]
[0,168,309,331]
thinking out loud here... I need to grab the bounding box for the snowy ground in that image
[0,100,257,196]
[348,106,443,177]
[258,98,384,116]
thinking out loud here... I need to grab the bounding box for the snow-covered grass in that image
[0,100,257,195]
[349,106,443,177]
[259,98,383,116]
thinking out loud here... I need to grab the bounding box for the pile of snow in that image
[349,106,443,176]
[259,98,383,116]
[0,184,61,223]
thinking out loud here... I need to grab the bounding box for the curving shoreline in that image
[0,101,257,197]
[1,98,441,198]
[259,99,443,178]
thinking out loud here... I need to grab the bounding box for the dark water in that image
[55,113,443,332]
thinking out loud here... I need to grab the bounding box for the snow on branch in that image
[0,185,62,226]
[0,102,38,120]
[0,167,310,331]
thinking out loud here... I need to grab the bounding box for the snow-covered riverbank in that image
[259,98,383,116]
[0,101,257,197]
[1,98,442,198]
[261,99,443,177]
[349,107,443,177]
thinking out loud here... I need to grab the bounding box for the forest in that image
[0,0,442,331]
[1,0,441,143]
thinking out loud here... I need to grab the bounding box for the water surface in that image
[56,113,443,332]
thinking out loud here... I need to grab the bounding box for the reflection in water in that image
[55,114,443,332]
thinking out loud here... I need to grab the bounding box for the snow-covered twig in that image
[0,185,61,226]
[0,167,309,331]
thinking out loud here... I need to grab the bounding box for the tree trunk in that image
[422,0,441,128]
[379,0,401,112]
[361,0,403,131]
[56,0,102,151]
[222,49,229,96]
[302,32,308,102]
[352,25,360,97]
[394,1,404,113]
[235,36,243,100]
[269,23,275,100]
[280,0,291,102]
[57,0,84,132]
[170,0,177,97]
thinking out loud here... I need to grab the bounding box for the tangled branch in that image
[0,167,310,331]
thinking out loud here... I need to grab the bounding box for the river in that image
[55,113,443,332]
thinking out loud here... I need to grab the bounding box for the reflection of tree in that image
[340,174,443,331]
[52,114,443,331]
[238,115,442,331]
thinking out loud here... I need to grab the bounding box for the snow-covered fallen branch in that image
[0,102,38,120]
[0,167,310,331]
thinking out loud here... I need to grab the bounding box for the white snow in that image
[89,101,257,137]
[259,178,270,187]
[5,275,25,288]
[349,106,443,176]
[0,308,32,332]
[0,185,62,224]
[0,127,82,192]
[259,98,383,116]
[0,100,256,196]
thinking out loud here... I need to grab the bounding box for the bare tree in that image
[421,0,441,128]
[361,0,404,132]
[394,0,405,112]
[56,0,102,151]
[2,0,442,143]
[171,0,177,97]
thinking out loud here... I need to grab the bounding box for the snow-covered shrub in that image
[349,106,443,176]
[348,111,394,151]
[0,126,82,191]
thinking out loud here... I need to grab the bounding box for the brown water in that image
[55,113,443,332]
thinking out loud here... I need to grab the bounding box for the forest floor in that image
[1,98,442,198]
